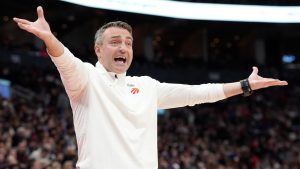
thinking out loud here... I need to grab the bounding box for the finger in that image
[252,66,258,75]
[17,22,30,30]
[265,80,288,87]
[17,22,28,30]
[274,80,288,85]
[37,6,44,19]
[13,18,31,24]
[17,23,36,34]
[264,78,288,83]
[280,81,288,85]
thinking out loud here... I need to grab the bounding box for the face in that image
[95,27,133,74]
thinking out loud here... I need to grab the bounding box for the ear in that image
[94,44,101,59]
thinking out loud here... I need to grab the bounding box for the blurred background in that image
[0,0,300,169]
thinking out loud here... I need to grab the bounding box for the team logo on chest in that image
[127,83,139,94]
[130,87,140,94]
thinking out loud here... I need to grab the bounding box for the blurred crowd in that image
[0,63,75,169]
[158,86,300,169]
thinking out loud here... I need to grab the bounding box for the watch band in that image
[240,79,253,97]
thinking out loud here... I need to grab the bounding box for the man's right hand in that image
[14,6,52,42]
[13,6,64,57]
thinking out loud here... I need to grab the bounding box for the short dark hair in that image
[94,21,132,44]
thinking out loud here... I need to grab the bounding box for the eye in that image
[110,40,120,46]
[126,41,132,47]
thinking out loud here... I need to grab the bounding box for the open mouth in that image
[114,56,126,63]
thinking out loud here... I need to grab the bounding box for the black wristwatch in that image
[240,79,253,97]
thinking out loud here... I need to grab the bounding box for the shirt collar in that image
[95,62,126,85]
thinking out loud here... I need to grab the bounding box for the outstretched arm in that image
[13,6,63,57]
[157,66,287,109]
[223,66,288,98]
[14,6,89,100]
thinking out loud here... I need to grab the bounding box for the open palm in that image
[13,6,51,41]
[248,66,288,90]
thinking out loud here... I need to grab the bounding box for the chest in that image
[91,78,157,128]
[92,77,156,110]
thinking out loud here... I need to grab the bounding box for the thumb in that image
[252,66,258,75]
[37,6,44,19]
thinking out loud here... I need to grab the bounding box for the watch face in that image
[240,79,252,97]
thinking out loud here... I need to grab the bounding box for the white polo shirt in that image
[51,47,226,169]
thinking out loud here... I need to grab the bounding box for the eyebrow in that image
[110,35,133,41]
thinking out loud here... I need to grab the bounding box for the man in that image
[13,6,287,169]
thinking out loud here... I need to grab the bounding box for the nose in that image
[118,42,127,53]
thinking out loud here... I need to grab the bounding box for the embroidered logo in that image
[130,88,139,94]
[127,83,134,87]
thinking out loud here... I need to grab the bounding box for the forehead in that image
[103,27,132,40]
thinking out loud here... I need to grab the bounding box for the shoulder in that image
[128,75,158,83]
[84,62,96,69]
[126,76,160,87]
